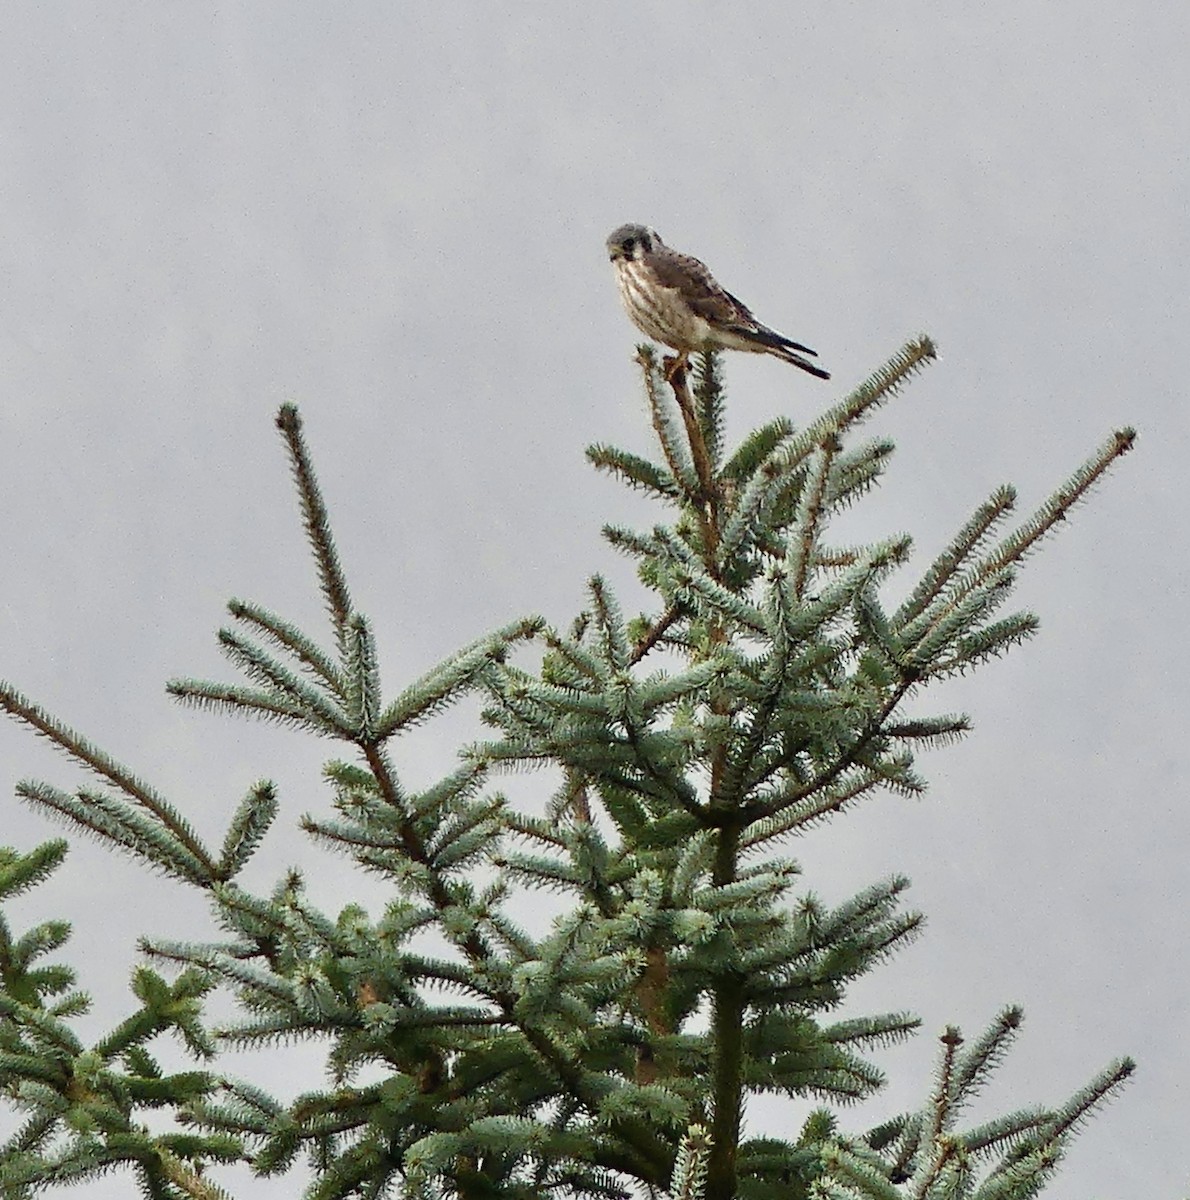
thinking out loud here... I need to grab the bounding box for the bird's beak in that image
[608,247,624,262]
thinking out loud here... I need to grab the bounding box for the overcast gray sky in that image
[1,3,1186,1197]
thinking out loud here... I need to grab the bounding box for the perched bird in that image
[606,223,829,380]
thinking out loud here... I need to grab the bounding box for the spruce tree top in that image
[0,339,1135,1200]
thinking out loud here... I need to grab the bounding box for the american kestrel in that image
[606,224,829,380]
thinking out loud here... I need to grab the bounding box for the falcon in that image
[606,224,829,380]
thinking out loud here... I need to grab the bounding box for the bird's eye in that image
[622,238,635,254]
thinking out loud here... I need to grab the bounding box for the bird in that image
[606,223,829,380]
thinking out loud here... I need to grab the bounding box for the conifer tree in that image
[0,338,1136,1200]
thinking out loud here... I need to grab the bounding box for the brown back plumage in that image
[645,241,819,358]
[644,244,751,328]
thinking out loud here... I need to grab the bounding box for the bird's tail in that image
[773,345,831,380]
[732,323,831,379]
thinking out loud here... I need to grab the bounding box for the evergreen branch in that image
[715,571,807,810]
[798,330,933,442]
[749,666,913,826]
[345,613,381,738]
[601,523,660,560]
[0,1112,56,1160]
[0,992,83,1057]
[808,546,865,570]
[589,576,632,672]
[35,974,83,1014]
[789,435,840,599]
[0,1049,68,1091]
[933,612,1040,674]
[821,1142,903,1200]
[635,346,698,496]
[207,1015,329,1048]
[902,572,1015,669]
[667,359,717,507]
[909,1026,964,1197]
[636,660,725,714]
[976,427,1136,583]
[651,527,766,632]
[761,911,924,1000]
[676,570,768,637]
[853,583,903,675]
[544,626,613,685]
[1040,1056,1135,1146]
[785,536,911,644]
[668,830,716,902]
[365,1005,505,1029]
[824,438,896,510]
[971,1147,1060,1200]
[12,920,72,972]
[0,685,214,872]
[692,866,799,914]
[694,352,726,471]
[668,1123,712,1200]
[491,849,585,897]
[717,453,801,563]
[156,1149,239,1200]
[286,893,357,951]
[863,751,926,799]
[721,337,935,563]
[204,954,303,1007]
[299,816,391,860]
[408,761,491,820]
[705,817,746,1200]
[0,840,69,901]
[16,782,215,887]
[141,926,269,981]
[1,1147,142,1195]
[481,910,540,964]
[503,810,571,850]
[275,404,354,658]
[812,875,915,944]
[91,982,204,1062]
[595,692,705,820]
[166,679,348,737]
[893,485,1017,628]
[821,1012,922,1052]
[374,617,542,739]
[216,782,279,880]
[721,417,794,482]
[742,771,885,846]
[428,818,505,872]
[586,444,683,500]
[226,598,345,695]
[214,627,354,732]
[907,428,1136,654]
[547,1165,634,1200]
[629,606,683,665]
[884,714,972,749]
[959,1108,1051,1158]
[949,1007,1024,1113]
[488,679,611,720]
[358,741,497,972]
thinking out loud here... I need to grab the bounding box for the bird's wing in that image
[645,246,753,326]
[727,321,819,358]
[646,244,821,361]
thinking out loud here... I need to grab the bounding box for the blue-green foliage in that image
[0,844,234,1199]
[0,361,1136,1199]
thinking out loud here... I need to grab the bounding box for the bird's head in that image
[606,224,659,262]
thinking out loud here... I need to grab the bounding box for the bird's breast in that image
[614,260,709,351]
